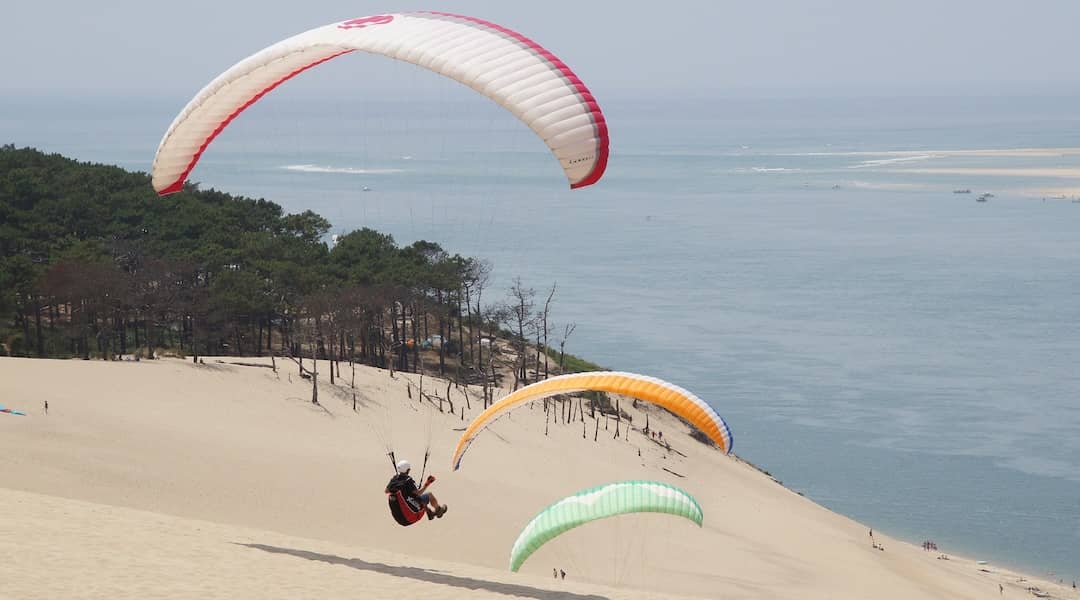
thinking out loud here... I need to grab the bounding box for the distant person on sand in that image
[44,400,48,415]
[385,459,447,520]
[554,568,558,579]
[560,569,566,580]
[999,583,1003,595]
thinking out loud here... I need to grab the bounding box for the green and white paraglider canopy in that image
[509,480,703,572]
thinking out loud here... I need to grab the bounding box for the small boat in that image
[361,186,372,192]
[953,189,972,194]
[976,192,992,203]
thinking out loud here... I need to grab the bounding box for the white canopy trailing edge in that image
[151,12,609,195]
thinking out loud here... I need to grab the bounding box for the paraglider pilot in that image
[386,459,447,520]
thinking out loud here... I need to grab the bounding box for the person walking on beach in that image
[999,583,1003,595]
[44,400,48,415]
[385,459,447,520]
[560,569,566,580]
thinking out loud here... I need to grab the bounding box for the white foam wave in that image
[751,167,800,173]
[280,164,405,175]
[850,154,936,168]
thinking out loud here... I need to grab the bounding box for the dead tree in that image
[558,322,576,371]
[538,282,556,379]
[464,259,492,368]
[505,278,535,389]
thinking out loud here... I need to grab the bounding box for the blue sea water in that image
[3,88,1080,580]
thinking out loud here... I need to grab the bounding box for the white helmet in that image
[395,459,412,474]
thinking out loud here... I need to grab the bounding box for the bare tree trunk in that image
[464,286,474,364]
[390,304,399,371]
[540,283,555,379]
[534,328,542,384]
[190,316,199,364]
[400,303,408,372]
[19,309,31,357]
[559,322,576,372]
[116,314,125,356]
[481,363,488,408]
[34,301,44,357]
[412,301,421,373]
[437,294,446,376]
[339,331,346,381]
[328,328,335,385]
[456,291,465,366]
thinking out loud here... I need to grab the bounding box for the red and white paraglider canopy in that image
[151,11,609,195]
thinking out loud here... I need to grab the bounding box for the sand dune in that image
[1,357,1075,599]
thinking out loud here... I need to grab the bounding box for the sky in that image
[4,1,1080,101]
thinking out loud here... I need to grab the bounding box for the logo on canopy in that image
[338,15,395,30]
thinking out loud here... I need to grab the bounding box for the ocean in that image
[4,86,1079,581]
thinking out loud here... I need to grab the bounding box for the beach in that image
[1,356,1075,599]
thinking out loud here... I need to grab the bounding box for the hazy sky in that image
[4,1,1080,100]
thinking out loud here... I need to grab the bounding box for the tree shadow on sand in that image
[237,543,609,600]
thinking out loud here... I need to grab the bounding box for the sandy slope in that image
[0,356,1075,599]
